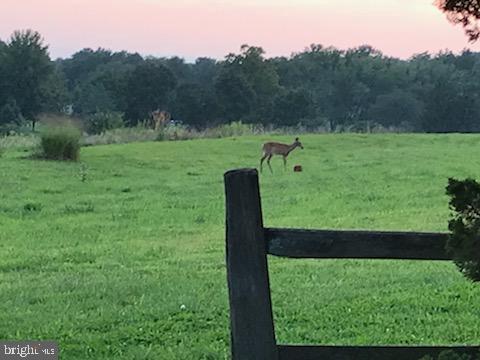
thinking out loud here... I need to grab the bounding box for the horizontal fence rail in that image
[277,345,480,360]
[266,228,451,260]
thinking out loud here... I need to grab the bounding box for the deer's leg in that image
[283,156,287,171]
[260,154,268,172]
[267,154,273,173]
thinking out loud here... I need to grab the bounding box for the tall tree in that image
[61,48,115,90]
[172,83,210,127]
[3,30,56,129]
[124,60,177,124]
[368,89,424,129]
[0,40,7,110]
[214,69,255,122]
[192,57,218,89]
[218,45,280,122]
[160,56,193,85]
[272,89,313,126]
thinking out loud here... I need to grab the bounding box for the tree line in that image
[2,29,480,134]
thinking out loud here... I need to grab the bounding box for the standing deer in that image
[150,110,171,130]
[260,137,304,173]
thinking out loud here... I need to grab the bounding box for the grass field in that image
[1,134,480,359]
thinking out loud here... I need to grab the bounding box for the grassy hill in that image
[1,134,480,359]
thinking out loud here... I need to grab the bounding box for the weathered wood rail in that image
[224,168,479,360]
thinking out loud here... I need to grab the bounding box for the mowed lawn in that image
[1,134,480,359]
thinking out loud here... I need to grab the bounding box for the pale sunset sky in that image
[1,0,480,61]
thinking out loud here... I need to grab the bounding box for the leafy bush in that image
[445,178,480,281]
[0,123,22,135]
[0,98,24,134]
[39,124,81,161]
[84,111,124,135]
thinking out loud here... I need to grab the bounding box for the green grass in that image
[1,134,480,359]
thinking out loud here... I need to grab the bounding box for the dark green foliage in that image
[161,56,194,83]
[192,57,218,88]
[0,98,24,133]
[368,89,423,128]
[84,111,124,134]
[39,65,70,114]
[0,40,7,112]
[445,178,480,281]
[62,49,141,116]
[39,124,81,161]
[171,83,208,127]
[2,30,59,129]
[420,61,480,133]
[216,45,280,123]
[272,89,313,126]
[73,82,115,115]
[124,60,176,124]
[57,43,480,131]
[215,69,255,122]
[5,29,480,133]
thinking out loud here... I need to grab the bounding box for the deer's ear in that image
[295,137,299,141]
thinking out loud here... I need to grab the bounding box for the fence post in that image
[224,168,278,360]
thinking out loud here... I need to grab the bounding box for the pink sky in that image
[1,0,480,61]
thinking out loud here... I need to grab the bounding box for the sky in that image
[1,0,480,61]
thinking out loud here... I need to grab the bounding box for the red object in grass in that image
[293,165,302,172]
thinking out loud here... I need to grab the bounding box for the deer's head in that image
[294,137,304,149]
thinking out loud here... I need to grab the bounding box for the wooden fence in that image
[224,168,479,360]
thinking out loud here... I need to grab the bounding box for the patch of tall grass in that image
[1,117,413,151]
[157,121,265,141]
[0,133,39,151]
[83,126,158,146]
[39,122,81,161]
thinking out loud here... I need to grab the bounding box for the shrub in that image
[39,124,81,161]
[84,111,124,135]
[445,177,480,282]
[0,123,22,135]
[0,98,24,134]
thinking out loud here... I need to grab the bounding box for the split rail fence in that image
[224,168,479,360]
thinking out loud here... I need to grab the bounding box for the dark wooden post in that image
[224,168,278,360]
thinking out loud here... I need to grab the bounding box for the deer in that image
[260,137,304,173]
[150,110,171,131]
